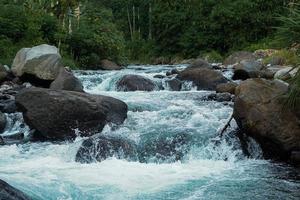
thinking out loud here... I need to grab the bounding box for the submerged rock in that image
[11,44,63,86]
[234,79,300,160]
[75,135,138,163]
[138,133,191,163]
[50,67,84,92]
[0,179,31,200]
[16,88,128,140]
[153,74,165,79]
[117,75,156,91]
[165,78,182,91]
[166,69,180,76]
[177,68,228,90]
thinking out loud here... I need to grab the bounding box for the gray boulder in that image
[232,60,263,80]
[274,67,298,81]
[177,68,228,90]
[138,133,191,163]
[50,67,84,92]
[75,135,138,163]
[117,75,156,91]
[11,44,63,84]
[216,82,238,94]
[234,79,300,160]
[165,78,182,91]
[16,88,128,140]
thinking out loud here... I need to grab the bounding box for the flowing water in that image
[0,65,299,200]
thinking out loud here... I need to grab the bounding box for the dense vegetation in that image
[0,0,298,68]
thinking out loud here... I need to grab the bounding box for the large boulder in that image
[224,51,256,65]
[138,133,191,163]
[274,67,298,81]
[75,135,138,163]
[234,79,300,160]
[0,179,31,200]
[232,60,263,80]
[216,82,238,94]
[177,68,228,90]
[100,59,123,70]
[50,67,84,92]
[16,88,128,140]
[117,75,156,91]
[11,44,63,86]
[260,66,285,79]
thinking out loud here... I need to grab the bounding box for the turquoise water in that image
[0,65,299,200]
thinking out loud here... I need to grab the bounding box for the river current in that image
[0,65,299,199]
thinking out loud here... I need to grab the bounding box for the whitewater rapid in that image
[0,65,299,200]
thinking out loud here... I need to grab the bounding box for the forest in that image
[0,0,299,68]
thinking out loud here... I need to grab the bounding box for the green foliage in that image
[276,4,300,47]
[0,0,296,67]
[263,50,300,66]
[200,51,224,63]
[66,2,125,68]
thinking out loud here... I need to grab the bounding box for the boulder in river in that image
[234,78,300,160]
[165,78,182,91]
[75,134,138,163]
[0,179,31,200]
[216,82,238,94]
[117,75,156,92]
[177,68,228,90]
[166,69,180,76]
[50,67,84,92]
[232,60,263,80]
[138,133,191,163]
[224,51,257,65]
[16,88,128,140]
[11,44,63,86]
[100,59,123,70]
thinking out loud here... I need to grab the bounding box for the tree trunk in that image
[148,2,152,40]
[127,5,133,40]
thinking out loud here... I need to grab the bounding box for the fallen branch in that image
[219,114,234,137]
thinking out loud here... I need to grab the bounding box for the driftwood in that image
[219,114,234,137]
